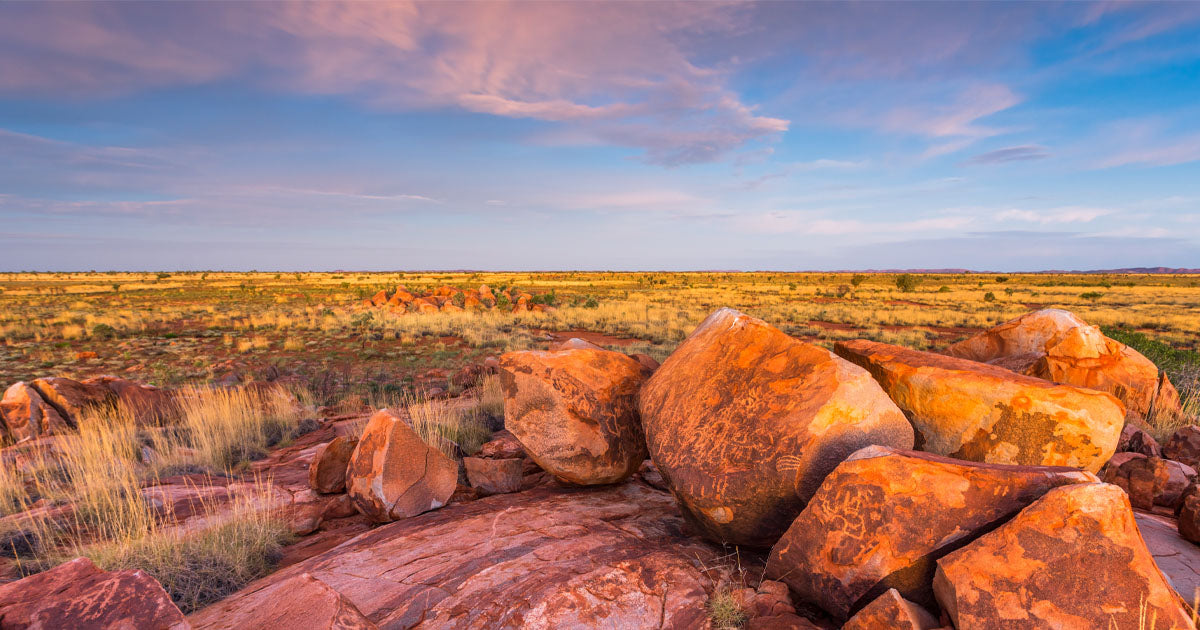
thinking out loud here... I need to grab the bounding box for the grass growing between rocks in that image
[707,589,748,630]
[406,394,492,459]
[1,385,311,612]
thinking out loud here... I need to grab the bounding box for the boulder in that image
[0,556,188,629]
[1161,460,1197,507]
[476,430,524,460]
[548,337,604,351]
[765,445,1096,619]
[1119,423,1163,457]
[29,377,115,423]
[370,290,388,306]
[1103,454,1169,510]
[944,309,1181,421]
[185,572,375,630]
[842,589,940,630]
[309,436,358,494]
[1135,511,1200,601]
[639,308,913,547]
[629,352,660,372]
[933,482,1194,629]
[835,339,1124,472]
[1165,426,1200,470]
[1179,485,1200,544]
[729,580,796,620]
[463,457,523,495]
[499,347,649,485]
[345,409,458,522]
[746,614,823,629]
[82,376,176,424]
[188,483,727,630]
[0,381,72,442]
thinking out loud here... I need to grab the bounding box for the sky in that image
[1,1,1199,272]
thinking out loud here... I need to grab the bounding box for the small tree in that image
[895,274,920,292]
[850,274,867,287]
[983,292,996,302]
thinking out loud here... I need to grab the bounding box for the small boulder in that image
[1119,424,1163,457]
[548,337,604,351]
[835,339,1125,472]
[639,308,913,547]
[1161,460,1197,507]
[1165,426,1200,470]
[842,589,940,630]
[30,376,115,423]
[765,445,1096,619]
[1179,489,1200,544]
[345,409,458,523]
[370,290,388,306]
[463,457,523,495]
[0,381,72,442]
[0,556,188,629]
[1103,455,1169,510]
[933,482,1194,629]
[186,572,376,629]
[499,347,649,485]
[629,352,660,373]
[309,436,358,494]
[476,430,524,459]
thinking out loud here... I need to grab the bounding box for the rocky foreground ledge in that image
[3,307,1199,629]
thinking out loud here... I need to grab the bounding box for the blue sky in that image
[1,1,1199,271]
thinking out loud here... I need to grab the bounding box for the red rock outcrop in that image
[188,482,728,629]
[933,482,1195,629]
[29,377,115,423]
[639,308,913,547]
[0,381,72,442]
[765,445,1096,619]
[345,409,458,522]
[1119,423,1163,457]
[185,572,375,630]
[1166,426,1200,469]
[1103,454,1170,510]
[309,436,358,494]
[462,457,523,495]
[836,339,1124,472]
[499,347,649,484]
[0,556,188,629]
[945,309,1181,421]
[841,588,940,630]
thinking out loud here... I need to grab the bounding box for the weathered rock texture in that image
[0,381,71,442]
[841,588,940,630]
[309,436,358,494]
[1103,454,1170,510]
[640,308,914,547]
[836,339,1124,472]
[933,482,1195,630]
[184,572,375,630]
[1120,424,1163,457]
[0,556,188,629]
[945,308,1181,421]
[1166,426,1200,470]
[765,445,1096,619]
[188,483,726,630]
[499,347,649,484]
[462,457,524,495]
[345,409,457,522]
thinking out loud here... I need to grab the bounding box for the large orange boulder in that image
[0,556,188,629]
[639,308,914,547]
[835,339,1124,472]
[185,572,376,629]
[841,589,940,630]
[499,347,649,484]
[945,309,1180,421]
[0,381,72,442]
[933,482,1195,629]
[30,377,115,423]
[370,290,388,306]
[309,436,358,494]
[765,445,1096,619]
[345,409,458,522]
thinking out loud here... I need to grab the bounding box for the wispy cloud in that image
[966,145,1049,165]
[995,206,1112,224]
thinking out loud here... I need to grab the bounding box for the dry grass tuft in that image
[405,395,492,458]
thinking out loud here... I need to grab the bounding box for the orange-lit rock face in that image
[499,347,649,485]
[345,409,458,523]
[309,436,358,494]
[945,308,1180,421]
[836,339,1124,472]
[934,482,1196,630]
[841,588,940,630]
[765,446,1097,620]
[0,381,72,442]
[639,308,914,547]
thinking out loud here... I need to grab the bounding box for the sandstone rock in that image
[345,409,458,522]
[463,295,484,310]
[0,556,188,629]
[29,377,115,424]
[1161,460,1197,507]
[1179,488,1200,544]
[321,493,358,520]
[476,430,524,459]
[1166,426,1200,470]
[370,290,388,306]
[463,457,523,495]
[1103,454,1169,510]
[188,572,376,629]
[309,436,358,494]
[1119,423,1163,457]
[1135,511,1200,601]
[188,483,726,630]
[836,339,1124,472]
[842,588,940,630]
[640,308,913,547]
[629,352,660,372]
[731,579,797,620]
[746,614,823,629]
[441,303,463,313]
[82,375,176,424]
[933,482,1194,629]
[499,347,649,485]
[945,309,1181,421]
[765,445,1096,619]
[0,381,72,442]
[548,337,604,351]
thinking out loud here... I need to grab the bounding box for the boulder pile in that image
[358,284,556,315]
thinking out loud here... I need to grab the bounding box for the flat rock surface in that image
[189,481,727,630]
[1136,511,1200,603]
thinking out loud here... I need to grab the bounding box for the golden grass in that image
[405,394,492,458]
